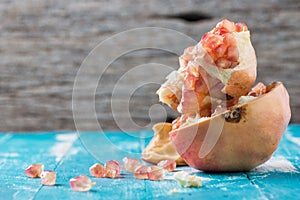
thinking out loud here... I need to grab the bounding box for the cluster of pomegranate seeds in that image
[69,175,95,192]
[133,165,149,179]
[89,160,122,179]
[104,160,122,178]
[122,157,141,173]
[41,170,56,186]
[89,163,105,178]
[147,166,166,181]
[201,19,248,69]
[24,164,44,178]
[130,158,176,181]
[157,160,176,172]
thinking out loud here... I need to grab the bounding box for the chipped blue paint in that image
[0,126,299,200]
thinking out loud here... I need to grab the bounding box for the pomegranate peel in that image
[141,122,186,165]
[170,82,291,171]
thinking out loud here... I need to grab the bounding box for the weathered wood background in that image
[1,0,299,131]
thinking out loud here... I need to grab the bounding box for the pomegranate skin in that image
[170,82,291,172]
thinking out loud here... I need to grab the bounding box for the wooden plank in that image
[0,132,78,200]
[34,133,149,200]
[246,125,300,199]
[1,0,300,132]
[1,127,300,199]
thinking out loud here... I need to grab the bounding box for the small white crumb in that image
[168,188,180,194]
[173,171,202,188]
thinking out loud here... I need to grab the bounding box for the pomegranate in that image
[151,19,291,171]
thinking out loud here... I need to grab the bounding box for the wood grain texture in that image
[0,125,299,199]
[0,0,299,131]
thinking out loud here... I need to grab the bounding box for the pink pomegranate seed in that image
[147,166,166,181]
[89,163,105,178]
[157,160,177,172]
[134,165,149,179]
[104,160,121,178]
[24,164,44,178]
[69,175,95,192]
[41,170,56,186]
[122,157,141,173]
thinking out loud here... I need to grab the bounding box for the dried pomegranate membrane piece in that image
[122,157,141,173]
[89,163,105,178]
[134,165,149,180]
[173,171,202,188]
[24,164,44,178]
[69,175,95,192]
[104,160,121,178]
[157,160,176,172]
[141,123,186,165]
[41,170,56,186]
[147,166,166,181]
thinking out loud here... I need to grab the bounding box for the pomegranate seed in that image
[215,44,227,58]
[41,170,56,186]
[235,22,248,32]
[157,160,177,172]
[89,163,105,178]
[216,19,236,33]
[24,164,44,178]
[147,166,166,181]
[104,160,121,178]
[69,175,95,192]
[122,157,141,173]
[134,165,149,179]
[215,58,232,69]
[227,46,239,61]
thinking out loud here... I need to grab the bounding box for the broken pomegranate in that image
[104,160,121,178]
[122,157,141,173]
[153,19,291,171]
[41,170,56,186]
[24,164,44,178]
[70,175,95,192]
[89,163,105,178]
[157,160,176,172]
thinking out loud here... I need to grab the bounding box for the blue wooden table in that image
[1,125,300,200]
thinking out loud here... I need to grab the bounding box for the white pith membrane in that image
[157,30,257,129]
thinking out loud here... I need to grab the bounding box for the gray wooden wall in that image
[1,0,299,131]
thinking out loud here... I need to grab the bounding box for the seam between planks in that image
[244,172,268,200]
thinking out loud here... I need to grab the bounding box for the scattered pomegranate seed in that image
[134,165,149,179]
[24,164,44,178]
[157,160,176,172]
[122,157,141,173]
[89,163,105,178]
[41,170,56,186]
[147,166,166,181]
[69,175,95,192]
[104,160,121,178]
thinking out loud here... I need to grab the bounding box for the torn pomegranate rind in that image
[142,123,186,165]
[157,19,257,130]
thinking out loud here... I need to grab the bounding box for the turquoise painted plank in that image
[77,131,153,163]
[1,126,300,200]
[0,132,79,200]
[145,168,263,200]
[34,137,148,200]
[246,125,300,199]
